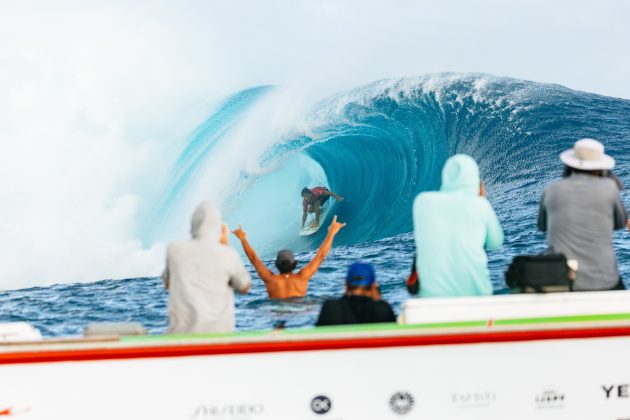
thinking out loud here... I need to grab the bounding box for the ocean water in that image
[2,73,630,338]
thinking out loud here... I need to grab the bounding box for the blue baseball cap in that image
[346,261,376,287]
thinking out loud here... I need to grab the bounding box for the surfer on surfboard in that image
[301,187,344,230]
[232,216,346,299]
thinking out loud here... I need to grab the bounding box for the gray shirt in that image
[538,173,627,290]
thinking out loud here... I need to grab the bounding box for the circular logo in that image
[310,395,332,415]
[389,392,414,415]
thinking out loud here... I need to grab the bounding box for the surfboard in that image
[299,201,330,236]
[299,224,320,236]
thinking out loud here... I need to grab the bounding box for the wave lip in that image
[150,85,274,240]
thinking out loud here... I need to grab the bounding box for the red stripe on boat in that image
[2,326,630,365]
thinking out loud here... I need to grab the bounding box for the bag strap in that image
[406,256,419,295]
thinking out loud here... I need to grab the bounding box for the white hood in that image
[163,201,251,334]
[190,201,221,241]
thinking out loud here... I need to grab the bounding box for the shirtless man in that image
[301,187,344,229]
[232,216,346,299]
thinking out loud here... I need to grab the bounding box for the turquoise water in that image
[2,74,630,337]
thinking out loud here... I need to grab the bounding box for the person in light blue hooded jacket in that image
[412,154,504,297]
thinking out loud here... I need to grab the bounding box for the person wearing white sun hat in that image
[538,138,628,291]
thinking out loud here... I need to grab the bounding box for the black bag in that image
[505,254,571,293]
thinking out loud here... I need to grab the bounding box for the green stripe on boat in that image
[120,312,630,343]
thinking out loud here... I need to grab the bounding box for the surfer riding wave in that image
[301,187,344,230]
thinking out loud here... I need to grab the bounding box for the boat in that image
[2,291,630,419]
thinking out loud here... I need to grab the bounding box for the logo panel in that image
[451,391,496,409]
[535,390,565,409]
[189,403,264,419]
[0,407,30,417]
[389,392,414,415]
[310,395,332,415]
[603,384,630,399]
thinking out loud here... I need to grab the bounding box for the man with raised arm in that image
[232,216,346,299]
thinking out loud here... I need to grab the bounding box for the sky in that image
[0,0,629,289]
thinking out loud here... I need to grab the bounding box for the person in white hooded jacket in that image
[162,201,251,334]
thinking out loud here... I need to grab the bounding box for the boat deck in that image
[2,291,630,419]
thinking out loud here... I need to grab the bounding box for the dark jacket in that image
[316,295,396,326]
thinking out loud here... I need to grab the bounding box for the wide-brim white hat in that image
[560,138,615,170]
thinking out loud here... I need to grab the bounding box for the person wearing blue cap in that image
[315,261,396,326]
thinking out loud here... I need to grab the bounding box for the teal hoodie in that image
[412,154,504,297]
